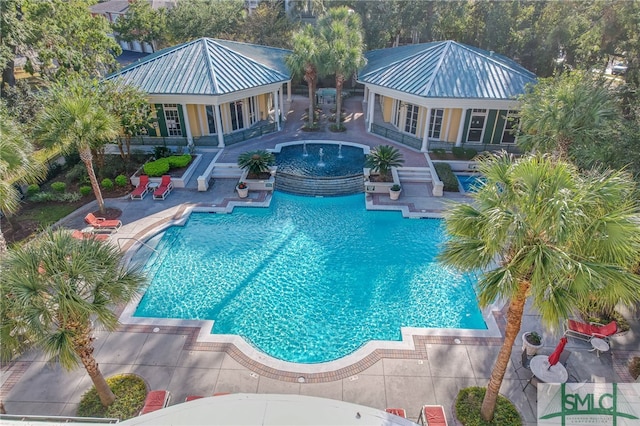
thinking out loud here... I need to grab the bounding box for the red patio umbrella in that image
[548,336,568,367]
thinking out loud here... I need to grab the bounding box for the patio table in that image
[530,354,568,383]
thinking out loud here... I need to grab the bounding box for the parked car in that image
[611,64,628,75]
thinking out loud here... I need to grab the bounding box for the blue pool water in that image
[457,174,486,193]
[276,143,365,177]
[135,193,485,363]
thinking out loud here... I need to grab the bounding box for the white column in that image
[181,104,193,145]
[363,86,369,101]
[456,108,468,147]
[444,109,453,142]
[287,82,291,102]
[215,104,224,147]
[367,90,375,132]
[279,87,285,122]
[421,107,432,152]
[198,105,205,136]
[273,90,280,130]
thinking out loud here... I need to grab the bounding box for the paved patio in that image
[1,95,638,425]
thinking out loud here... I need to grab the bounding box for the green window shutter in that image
[155,104,168,137]
[492,110,508,144]
[177,105,186,137]
[483,110,498,144]
[461,109,471,144]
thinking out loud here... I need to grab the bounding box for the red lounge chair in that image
[185,395,203,402]
[418,405,448,426]
[139,390,171,415]
[71,230,110,242]
[84,213,122,230]
[130,175,149,200]
[153,175,173,200]
[564,319,617,342]
[386,408,407,418]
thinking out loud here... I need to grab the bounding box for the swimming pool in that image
[135,193,485,363]
[456,174,485,193]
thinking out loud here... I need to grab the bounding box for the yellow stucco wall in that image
[416,106,427,139]
[187,105,202,137]
[447,108,463,143]
[258,94,269,121]
[382,96,393,122]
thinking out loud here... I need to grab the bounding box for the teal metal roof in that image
[105,38,291,95]
[358,41,536,100]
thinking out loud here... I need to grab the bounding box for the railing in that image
[371,123,422,150]
[222,122,277,146]
[429,140,522,154]
[0,414,119,423]
[125,135,189,147]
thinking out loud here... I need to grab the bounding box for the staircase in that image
[276,172,364,196]
[396,167,432,183]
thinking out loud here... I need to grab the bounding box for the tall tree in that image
[238,1,297,49]
[0,229,146,406]
[33,80,119,214]
[111,0,167,52]
[317,6,366,130]
[440,153,640,421]
[0,0,31,94]
[0,103,46,255]
[517,72,618,158]
[286,25,321,128]
[166,0,245,43]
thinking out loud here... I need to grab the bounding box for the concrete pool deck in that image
[1,95,638,425]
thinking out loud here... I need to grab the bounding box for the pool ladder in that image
[116,237,159,253]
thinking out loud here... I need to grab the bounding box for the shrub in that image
[629,357,640,380]
[77,374,147,420]
[143,158,170,177]
[452,146,466,158]
[58,192,81,202]
[464,148,478,160]
[329,123,346,132]
[456,387,522,426]
[101,178,114,190]
[302,123,321,132]
[153,146,172,159]
[365,145,404,181]
[237,150,275,177]
[26,184,40,196]
[115,175,128,187]
[80,186,92,196]
[66,163,89,184]
[51,181,66,193]
[431,148,446,155]
[167,154,192,168]
[434,162,459,192]
[29,192,57,202]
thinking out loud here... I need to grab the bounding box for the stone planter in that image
[389,187,401,200]
[522,332,543,356]
[236,185,249,198]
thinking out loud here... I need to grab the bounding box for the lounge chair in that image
[564,319,617,342]
[386,408,406,418]
[418,405,448,426]
[153,175,173,200]
[84,213,122,230]
[71,230,110,241]
[185,395,203,402]
[130,175,149,200]
[139,390,171,415]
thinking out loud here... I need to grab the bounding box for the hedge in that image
[143,154,192,177]
[167,154,192,168]
[434,162,460,192]
[456,387,522,426]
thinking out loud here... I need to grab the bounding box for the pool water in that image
[135,193,485,363]
[275,143,365,177]
[457,174,486,193]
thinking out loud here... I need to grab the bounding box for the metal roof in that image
[358,41,537,100]
[105,38,291,96]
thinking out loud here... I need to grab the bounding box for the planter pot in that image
[389,188,401,200]
[522,332,543,356]
[236,186,249,198]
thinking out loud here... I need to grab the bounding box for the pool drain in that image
[297,376,306,383]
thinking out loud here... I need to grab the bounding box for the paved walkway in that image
[1,95,638,425]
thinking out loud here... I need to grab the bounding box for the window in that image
[467,109,487,143]
[404,104,419,135]
[230,100,244,131]
[392,100,402,128]
[163,104,182,136]
[248,96,258,125]
[429,109,444,139]
[501,110,519,144]
[205,106,217,134]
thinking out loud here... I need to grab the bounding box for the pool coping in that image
[118,197,507,380]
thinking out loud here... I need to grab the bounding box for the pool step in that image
[211,163,242,178]
[396,167,432,183]
[276,173,364,196]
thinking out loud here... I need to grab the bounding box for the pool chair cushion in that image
[386,408,406,418]
[130,175,149,200]
[140,390,171,415]
[564,319,617,342]
[153,175,173,200]
[84,213,122,230]
[418,405,448,426]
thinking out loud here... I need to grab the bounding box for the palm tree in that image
[517,72,617,157]
[317,7,366,130]
[439,153,640,421]
[33,80,119,214]
[364,145,404,181]
[286,25,321,129]
[0,229,146,407]
[0,104,46,256]
[237,150,275,178]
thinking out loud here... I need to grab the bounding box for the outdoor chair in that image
[385,408,407,418]
[523,374,541,392]
[418,405,448,426]
[564,319,617,342]
[153,175,173,200]
[185,395,203,402]
[71,230,110,242]
[139,390,171,415]
[130,175,149,200]
[84,213,122,230]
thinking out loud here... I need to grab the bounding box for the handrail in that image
[116,237,159,253]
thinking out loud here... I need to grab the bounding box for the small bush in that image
[167,154,191,168]
[629,357,640,380]
[66,163,89,184]
[143,158,170,177]
[452,146,466,158]
[101,178,114,190]
[58,192,81,202]
[80,186,92,196]
[153,146,172,159]
[29,192,57,202]
[51,181,66,193]
[77,374,147,420]
[456,387,522,426]
[27,184,40,196]
[434,162,460,192]
[464,148,478,160]
[115,175,128,187]
[329,123,346,132]
[302,123,321,132]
